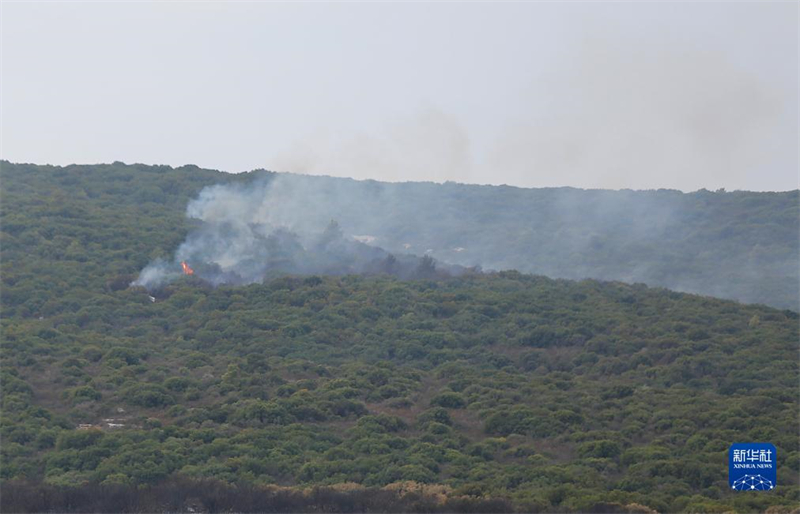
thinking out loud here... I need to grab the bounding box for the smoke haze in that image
[133,174,467,289]
[134,172,798,309]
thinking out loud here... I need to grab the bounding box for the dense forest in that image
[1,161,799,513]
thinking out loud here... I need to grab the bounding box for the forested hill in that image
[0,160,799,513]
[2,272,799,513]
[2,161,798,310]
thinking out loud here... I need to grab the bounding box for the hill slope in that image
[2,273,799,512]
[2,161,798,309]
[1,162,799,513]
[182,169,798,309]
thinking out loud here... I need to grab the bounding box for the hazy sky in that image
[2,1,797,191]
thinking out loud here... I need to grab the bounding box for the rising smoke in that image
[133,171,798,310]
[132,174,466,289]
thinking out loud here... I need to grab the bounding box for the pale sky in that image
[2,1,797,191]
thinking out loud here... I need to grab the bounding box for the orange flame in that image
[181,261,194,275]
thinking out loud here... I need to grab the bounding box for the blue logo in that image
[729,443,776,491]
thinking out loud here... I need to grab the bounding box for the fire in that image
[180,261,194,275]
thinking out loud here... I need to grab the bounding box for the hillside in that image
[187,170,797,310]
[2,162,797,310]
[1,161,799,513]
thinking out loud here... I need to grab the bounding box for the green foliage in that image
[430,391,467,409]
[56,429,104,450]
[0,161,798,512]
[122,384,174,408]
[577,440,622,459]
[71,386,102,403]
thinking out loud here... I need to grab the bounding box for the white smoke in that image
[131,173,463,289]
[131,258,180,289]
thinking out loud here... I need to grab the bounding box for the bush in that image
[71,386,101,403]
[123,384,174,407]
[578,440,622,459]
[431,392,467,409]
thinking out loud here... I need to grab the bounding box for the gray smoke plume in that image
[132,171,798,310]
[132,174,466,289]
